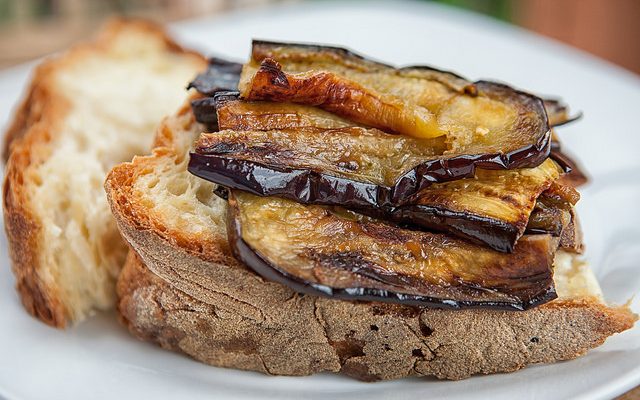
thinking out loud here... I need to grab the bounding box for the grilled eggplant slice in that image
[190,127,443,209]
[242,58,447,139]
[210,96,578,184]
[526,198,570,237]
[194,70,582,130]
[526,201,583,253]
[190,97,219,131]
[228,191,558,310]
[187,59,242,131]
[241,58,550,154]
[189,125,557,209]
[240,42,549,155]
[387,159,564,252]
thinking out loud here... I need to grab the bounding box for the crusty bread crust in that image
[106,108,636,381]
[2,19,205,327]
[116,243,634,381]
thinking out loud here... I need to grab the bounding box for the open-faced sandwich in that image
[3,20,636,381]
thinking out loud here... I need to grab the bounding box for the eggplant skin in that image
[190,97,219,131]
[550,141,588,187]
[187,58,242,131]
[250,40,477,94]
[187,57,242,96]
[189,151,387,208]
[388,206,521,253]
[227,192,558,311]
[543,98,583,127]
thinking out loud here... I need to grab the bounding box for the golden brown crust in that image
[3,115,67,326]
[2,18,205,328]
[106,109,636,379]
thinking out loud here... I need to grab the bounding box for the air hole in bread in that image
[30,172,41,186]
[419,320,434,337]
[146,178,159,189]
[412,349,425,357]
[166,178,188,196]
[195,183,214,205]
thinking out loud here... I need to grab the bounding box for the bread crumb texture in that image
[2,19,205,327]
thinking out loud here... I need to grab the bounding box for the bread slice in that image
[2,19,206,327]
[105,103,636,381]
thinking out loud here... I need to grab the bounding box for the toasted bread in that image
[105,103,636,381]
[2,19,206,327]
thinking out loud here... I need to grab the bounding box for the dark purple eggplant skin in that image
[543,98,583,127]
[189,153,386,208]
[550,113,583,128]
[190,97,218,131]
[187,57,242,96]
[387,206,520,253]
[226,198,557,311]
[191,91,242,130]
[187,58,242,130]
[550,141,589,186]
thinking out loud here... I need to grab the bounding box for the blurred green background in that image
[0,0,638,74]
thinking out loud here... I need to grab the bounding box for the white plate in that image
[0,2,638,399]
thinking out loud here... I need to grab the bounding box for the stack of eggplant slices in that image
[187,41,587,311]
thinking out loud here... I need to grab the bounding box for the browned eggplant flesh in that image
[228,191,558,310]
[214,92,357,131]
